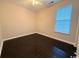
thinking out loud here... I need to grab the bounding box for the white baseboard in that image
[37,32,76,47]
[0,42,3,56]
[3,32,36,41]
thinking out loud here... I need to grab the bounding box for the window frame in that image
[54,4,73,34]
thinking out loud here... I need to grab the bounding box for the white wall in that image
[0,24,2,55]
[77,0,79,57]
[0,3,3,55]
[77,16,79,58]
[0,1,36,39]
[77,32,79,58]
[0,3,2,40]
[0,1,36,55]
[37,0,79,46]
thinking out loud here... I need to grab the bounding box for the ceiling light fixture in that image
[33,0,35,6]
[32,0,39,6]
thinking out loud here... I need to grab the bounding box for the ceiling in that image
[1,0,63,11]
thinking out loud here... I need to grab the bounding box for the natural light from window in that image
[54,4,72,34]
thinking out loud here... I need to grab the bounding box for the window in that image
[54,4,72,34]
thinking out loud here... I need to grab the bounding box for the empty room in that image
[0,0,79,58]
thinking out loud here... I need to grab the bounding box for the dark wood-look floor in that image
[1,33,76,58]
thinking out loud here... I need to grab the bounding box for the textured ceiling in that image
[1,0,63,11]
